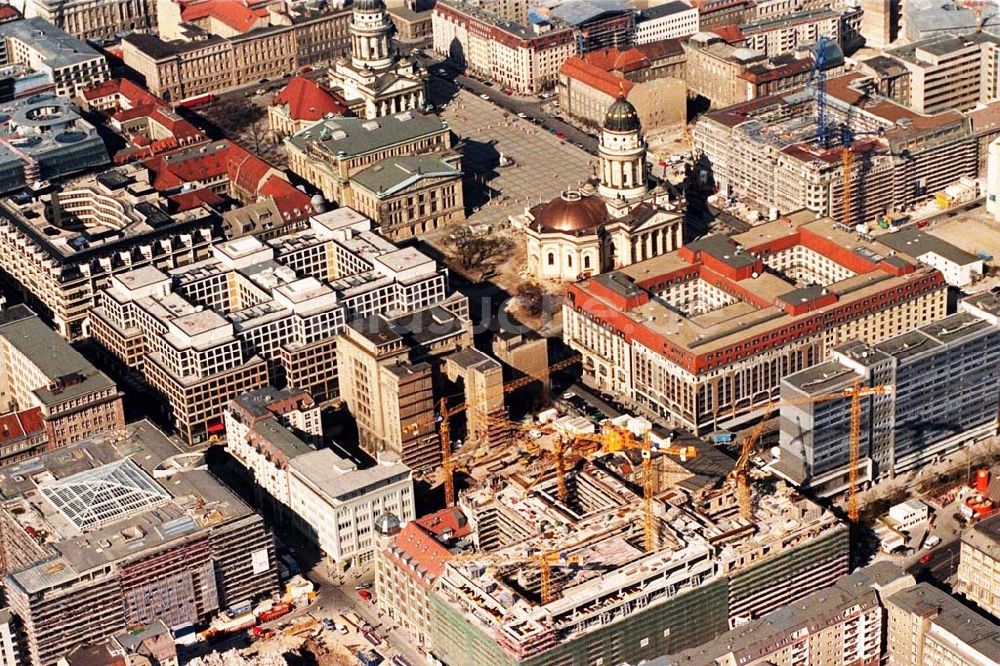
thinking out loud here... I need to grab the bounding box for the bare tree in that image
[450,228,513,278]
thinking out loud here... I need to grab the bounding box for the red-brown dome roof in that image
[532,191,608,233]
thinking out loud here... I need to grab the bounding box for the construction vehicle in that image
[558,425,697,552]
[729,382,892,522]
[407,355,580,506]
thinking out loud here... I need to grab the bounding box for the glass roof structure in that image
[39,459,171,531]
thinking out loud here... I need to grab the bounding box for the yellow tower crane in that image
[557,425,697,552]
[449,548,584,605]
[729,382,892,522]
[407,355,581,506]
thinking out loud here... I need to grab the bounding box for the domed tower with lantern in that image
[328,0,426,119]
[515,96,684,282]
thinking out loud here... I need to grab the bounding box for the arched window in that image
[567,255,573,268]
[548,253,555,266]
[584,255,591,270]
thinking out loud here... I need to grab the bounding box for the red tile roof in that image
[561,57,634,98]
[0,5,21,21]
[383,522,455,588]
[258,174,313,222]
[182,0,268,33]
[583,47,649,74]
[712,25,744,43]
[145,140,314,221]
[273,76,349,122]
[415,506,472,539]
[0,407,44,446]
[168,188,224,212]
[634,38,685,61]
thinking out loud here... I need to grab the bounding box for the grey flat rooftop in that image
[389,305,467,347]
[888,583,1000,657]
[287,111,449,159]
[0,305,116,405]
[965,512,1000,561]
[122,30,226,60]
[288,449,410,502]
[875,329,942,364]
[919,311,994,346]
[878,228,980,266]
[252,418,314,459]
[0,17,104,69]
[639,1,692,20]
[0,420,252,595]
[963,291,1000,317]
[832,339,892,368]
[351,155,461,197]
[782,359,858,395]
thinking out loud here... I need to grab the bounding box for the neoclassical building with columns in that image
[516,97,683,282]
[328,0,426,119]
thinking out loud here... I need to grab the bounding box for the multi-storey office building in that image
[0,93,109,194]
[0,421,278,666]
[0,17,109,98]
[222,386,415,573]
[431,0,577,95]
[776,292,1000,494]
[0,165,219,339]
[0,305,124,455]
[122,4,351,101]
[957,512,1000,621]
[288,448,414,574]
[886,582,1000,666]
[883,32,1000,115]
[20,0,155,41]
[693,72,979,225]
[562,211,948,434]
[739,8,843,58]
[634,2,698,44]
[91,209,463,444]
[336,306,476,469]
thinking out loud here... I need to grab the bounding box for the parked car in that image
[919,553,933,565]
[479,93,490,100]
[923,535,941,550]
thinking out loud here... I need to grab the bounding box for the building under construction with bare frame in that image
[693,72,977,224]
[427,444,848,666]
[0,421,278,666]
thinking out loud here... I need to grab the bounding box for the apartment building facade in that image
[0,17,110,98]
[122,6,351,101]
[288,448,415,573]
[562,214,948,434]
[432,0,576,95]
[957,512,1000,620]
[886,583,1000,666]
[0,305,124,455]
[21,0,155,40]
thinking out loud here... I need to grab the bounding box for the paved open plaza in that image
[438,89,596,229]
